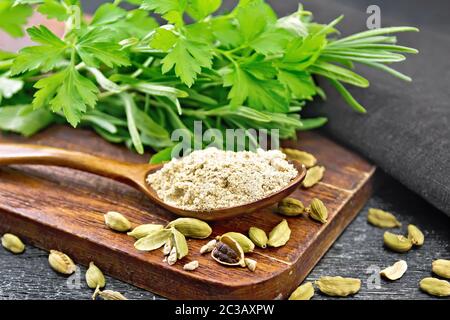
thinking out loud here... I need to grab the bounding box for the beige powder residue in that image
[146,148,297,211]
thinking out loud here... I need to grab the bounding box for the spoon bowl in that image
[0,144,307,221]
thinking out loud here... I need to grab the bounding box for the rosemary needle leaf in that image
[328,78,367,114]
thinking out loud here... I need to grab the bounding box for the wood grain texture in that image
[0,126,374,299]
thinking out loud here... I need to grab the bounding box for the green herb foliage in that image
[0,0,418,161]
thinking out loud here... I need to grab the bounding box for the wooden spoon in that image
[0,144,307,221]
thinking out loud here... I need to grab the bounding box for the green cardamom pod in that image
[248,227,268,249]
[407,224,424,246]
[383,231,413,253]
[211,235,245,267]
[127,224,164,239]
[267,219,291,248]
[134,228,172,251]
[167,218,212,239]
[419,277,450,297]
[48,250,76,275]
[85,262,106,289]
[288,282,314,300]
[171,227,189,259]
[367,208,401,228]
[1,233,25,254]
[277,198,305,216]
[315,276,361,297]
[432,259,450,279]
[93,287,128,300]
[222,232,255,253]
[281,148,317,168]
[104,211,131,232]
[308,198,328,224]
[380,260,408,280]
[302,166,325,188]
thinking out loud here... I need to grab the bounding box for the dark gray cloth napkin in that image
[299,0,450,216]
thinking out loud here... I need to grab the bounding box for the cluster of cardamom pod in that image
[281,148,325,188]
[199,219,292,272]
[366,208,449,297]
[279,148,328,224]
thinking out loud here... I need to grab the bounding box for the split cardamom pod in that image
[367,208,401,228]
[419,277,450,297]
[200,239,217,254]
[288,282,314,300]
[134,228,171,251]
[380,260,408,281]
[308,198,328,224]
[104,211,131,232]
[211,235,245,267]
[277,198,305,216]
[281,148,317,168]
[93,287,128,300]
[432,259,450,279]
[383,231,413,253]
[315,276,361,297]
[167,218,212,239]
[85,262,106,289]
[183,260,199,271]
[302,165,325,188]
[48,250,76,275]
[127,224,164,239]
[171,227,188,260]
[407,224,424,246]
[222,232,255,253]
[248,227,268,249]
[244,258,257,272]
[267,219,291,248]
[1,233,25,254]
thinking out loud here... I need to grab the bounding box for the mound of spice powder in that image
[146,148,297,211]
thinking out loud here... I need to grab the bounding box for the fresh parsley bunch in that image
[0,0,418,161]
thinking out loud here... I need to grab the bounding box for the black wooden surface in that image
[1,170,449,300]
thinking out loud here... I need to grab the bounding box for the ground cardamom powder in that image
[147,148,297,211]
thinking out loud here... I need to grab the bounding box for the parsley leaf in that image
[278,70,316,100]
[37,0,68,21]
[161,37,213,87]
[250,27,292,55]
[33,66,99,127]
[186,0,221,21]
[76,27,130,68]
[90,3,127,26]
[0,1,32,37]
[0,76,24,103]
[11,25,67,75]
[0,104,54,136]
[141,0,186,25]
[225,60,289,113]
[149,28,178,51]
[236,0,276,42]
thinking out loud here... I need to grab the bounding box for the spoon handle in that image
[0,143,150,184]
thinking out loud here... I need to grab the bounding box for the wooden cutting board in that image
[0,125,374,299]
